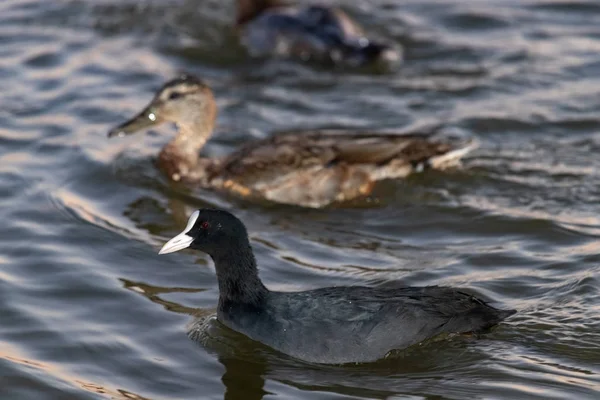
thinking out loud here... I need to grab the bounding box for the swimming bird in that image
[108,75,477,208]
[235,0,401,67]
[159,208,515,364]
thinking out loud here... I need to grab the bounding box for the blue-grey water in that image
[1,0,599,399]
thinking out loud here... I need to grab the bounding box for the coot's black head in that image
[159,209,249,256]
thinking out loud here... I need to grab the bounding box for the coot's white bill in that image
[159,211,199,254]
[159,232,193,254]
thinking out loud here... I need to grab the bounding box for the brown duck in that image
[108,75,477,208]
[235,0,401,67]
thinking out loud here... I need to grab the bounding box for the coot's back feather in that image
[227,286,514,364]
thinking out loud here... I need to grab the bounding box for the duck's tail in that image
[427,137,479,170]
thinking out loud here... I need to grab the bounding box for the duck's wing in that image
[220,130,474,182]
[243,6,358,49]
[217,132,336,183]
[241,5,394,65]
[294,7,398,65]
[297,6,364,41]
[213,130,475,207]
[241,7,335,57]
[331,133,454,164]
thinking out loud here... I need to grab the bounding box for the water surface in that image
[1,0,599,399]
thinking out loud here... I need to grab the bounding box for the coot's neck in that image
[210,238,268,310]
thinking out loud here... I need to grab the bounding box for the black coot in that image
[159,209,515,364]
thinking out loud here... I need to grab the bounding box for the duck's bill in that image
[159,231,194,255]
[107,106,160,138]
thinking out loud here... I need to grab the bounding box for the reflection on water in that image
[1,0,600,399]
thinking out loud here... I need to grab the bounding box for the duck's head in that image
[159,209,249,256]
[108,75,216,138]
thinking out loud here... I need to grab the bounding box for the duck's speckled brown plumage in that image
[108,75,477,208]
[220,130,455,180]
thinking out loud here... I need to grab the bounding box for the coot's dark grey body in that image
[220,286,514,364]
[160,209,515,364]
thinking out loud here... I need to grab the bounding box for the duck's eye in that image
[168,91,183,100]
[200,221,210,229]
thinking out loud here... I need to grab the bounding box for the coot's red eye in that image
[201,221,210,229]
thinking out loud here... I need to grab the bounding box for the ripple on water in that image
[1,0,600,399]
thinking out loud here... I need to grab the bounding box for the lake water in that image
[1,0,599,399]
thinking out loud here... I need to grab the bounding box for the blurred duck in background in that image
[235,0,401,67]
[108,75,477,208]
